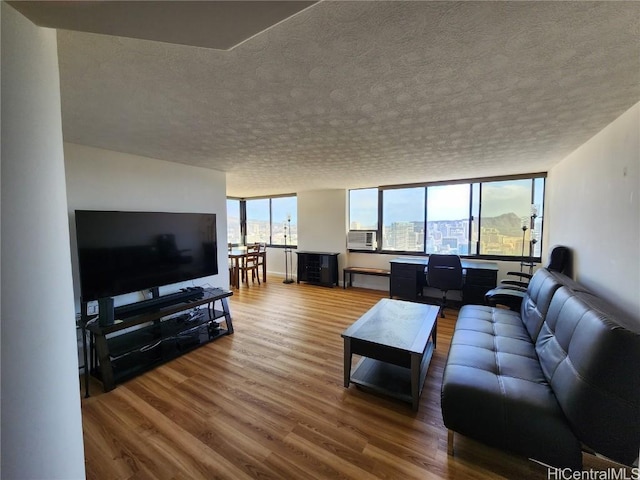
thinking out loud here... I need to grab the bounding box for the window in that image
[271,196,297,246]
[531,177,545,258]
[245,198,270,244]
[479,179,543,257]
[382,187,425,252]
[349,174,545,259]
[349,188,378,230]
[426,184,471,255]
[226,199,241,245]
[228,195,297,247]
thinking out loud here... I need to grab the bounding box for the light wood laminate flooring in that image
[81,277,618,479]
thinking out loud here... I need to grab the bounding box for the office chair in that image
[427,254,464,318]
[485,246,571,311]
[501,246,571,292]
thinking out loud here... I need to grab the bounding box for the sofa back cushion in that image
[520,268,563,341]
[536,286,640,465]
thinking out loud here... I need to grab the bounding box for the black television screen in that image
[75,210,218,302]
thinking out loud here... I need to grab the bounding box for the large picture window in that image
[271,196,297,246]
[426,184,471,255]
[479,180,532,256]
[349,174,545,259]
[245,198,270,244]
[382,187,425,252]
[349,188,378,230]
[478,178,544,257]
[226,199,241,245]
[229,195,297,247]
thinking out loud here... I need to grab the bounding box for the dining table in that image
[228,246,267,288]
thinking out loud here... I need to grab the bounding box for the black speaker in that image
[98,297,114,326]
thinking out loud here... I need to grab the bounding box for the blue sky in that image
[350,179,543,226]
[230,197,298,223]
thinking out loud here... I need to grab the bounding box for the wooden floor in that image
[81,278,606,479]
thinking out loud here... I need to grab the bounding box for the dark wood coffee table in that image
[342,298,439,410]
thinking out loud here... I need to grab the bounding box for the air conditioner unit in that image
[347,231,377,250]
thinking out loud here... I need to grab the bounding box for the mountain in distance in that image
[481,212,526,238]
[411,212,529,238]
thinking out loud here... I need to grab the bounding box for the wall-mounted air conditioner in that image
[347,231,377,250]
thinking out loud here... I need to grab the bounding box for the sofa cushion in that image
[442,304,582,468]
[519,268,564,341]
[536,286,640,465]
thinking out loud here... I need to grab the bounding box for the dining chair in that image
[239,243,261,286]
[227,243,234,283]
[256,242,266,279]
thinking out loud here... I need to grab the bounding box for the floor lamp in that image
[519,218,528,274]
[283,216,294,284]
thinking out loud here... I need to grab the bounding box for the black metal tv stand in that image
[81,287,233,395]
[114,287,204,317]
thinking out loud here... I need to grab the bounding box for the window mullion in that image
[423,187,428,254]
[477,184,483,255]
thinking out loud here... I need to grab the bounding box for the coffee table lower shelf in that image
[349,341,434,408]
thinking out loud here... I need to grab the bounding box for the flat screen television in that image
[75,210,218,302]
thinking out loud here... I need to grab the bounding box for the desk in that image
[228,247,267,288]
[389,257,498,305]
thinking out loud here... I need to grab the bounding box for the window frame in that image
[348,188,379,231]
[226,198,242,246]
[349,173,546,261]
[227,194,297,248]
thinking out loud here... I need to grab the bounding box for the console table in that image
[83,288,233,393]
[296,251,339,287]
[389,257,498,305]
[343,267,390,289]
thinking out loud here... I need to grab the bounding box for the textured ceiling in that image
[10,1,316,50]
[48,1,640,197]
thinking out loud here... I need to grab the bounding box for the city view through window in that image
[226,199,241,244]
[227,196,298,246]
[350,178,544,257]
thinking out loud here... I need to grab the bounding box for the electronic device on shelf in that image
[81,287,234,396]
[74,210,218,303]
[114,287,204,319]
[73,210,233,397]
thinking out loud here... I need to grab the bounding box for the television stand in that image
[114,286,204,317]
[81,287,233,394]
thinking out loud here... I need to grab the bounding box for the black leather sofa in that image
[441,268,640,469]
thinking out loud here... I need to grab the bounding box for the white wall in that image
[1,4,86,478]
[65,143,229,309]
[297,189,348,276]
[546,102,640,318]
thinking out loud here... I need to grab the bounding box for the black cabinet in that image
[296,251,339,287]
[462,268,498,305]
[87,288,233,392]
[390,260,426,301]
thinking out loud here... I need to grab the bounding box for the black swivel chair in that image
[485,246,572,311]
[427,254,464,318]
[499,245,572,292]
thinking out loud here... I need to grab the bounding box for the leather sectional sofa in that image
[441,268,640,469]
